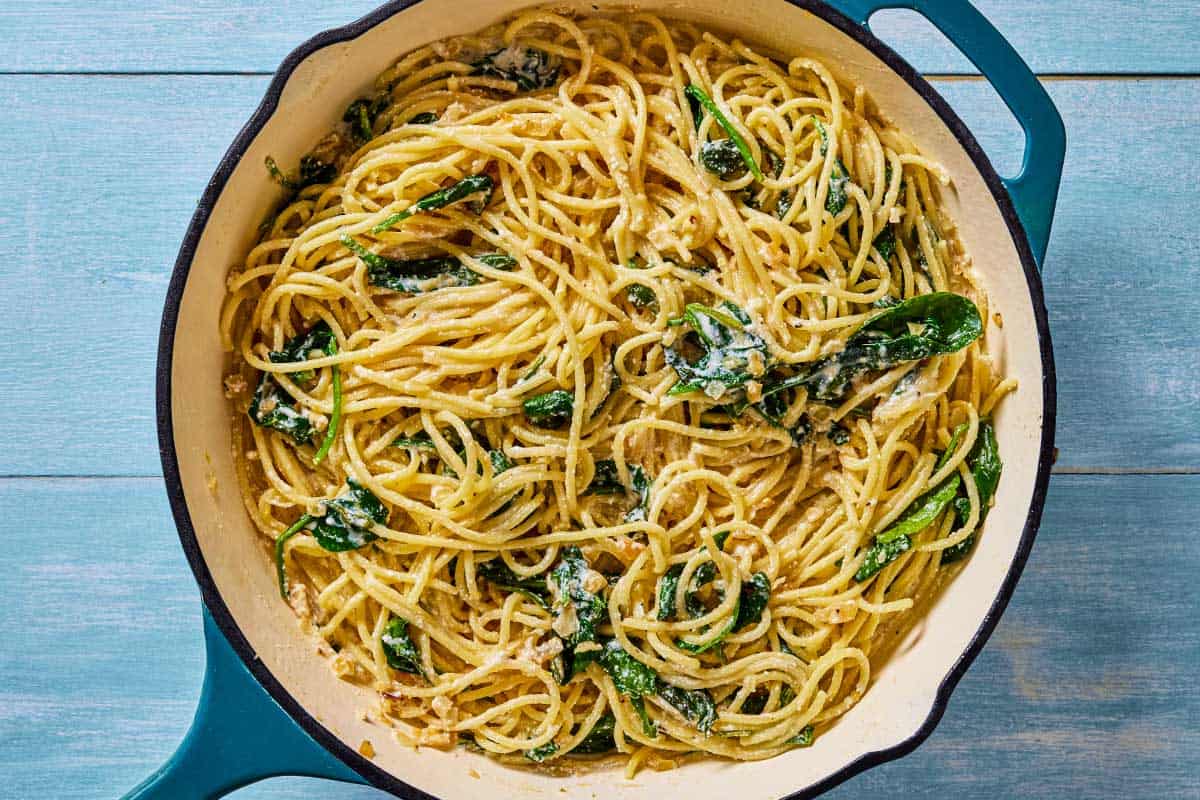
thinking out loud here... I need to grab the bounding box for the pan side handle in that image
[824,0,1066,269]
[121,607,364,799]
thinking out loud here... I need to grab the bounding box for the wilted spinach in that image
[761,292,982,404]
[408,111,438,125]
[343,95,389,143]
[392,431,436,449]
[789,725,815,747]
[597,639,658,737]
[812,118,851,215]
[372,174,495,233]
[573,713,616,754]
[855,423,967,581]
[700,138,748,180]
[265,154,337,193]
[874,225,897,262]
[525,741,558,763]
[658,532,731,621]
[551,546,608,682]
[677,571,771,654]
[381,616,425,678]
[274,512,315,598]
[249,375,313,444]
[685,85,764,181]
[342,235,515,292]
[625,257,658,309]
[657,682,717,734]
[265,321,341,465]
[477,558,550,609]
[311,479,388,552]
[942,420,1003,564]
[471,46,560,91]
[665,301,772,399]
[268,322,335,384]
[524,389,574,428]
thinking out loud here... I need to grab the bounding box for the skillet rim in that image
[155,1,1057,796]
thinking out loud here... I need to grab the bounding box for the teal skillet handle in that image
[827,0,1066,268]
[121,607,364,799]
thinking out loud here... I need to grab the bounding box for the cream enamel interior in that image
[168,1,1046,797]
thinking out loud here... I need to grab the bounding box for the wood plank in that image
[0,474,1195,798]
[0,1,1196,75]
[0,75,1196,475]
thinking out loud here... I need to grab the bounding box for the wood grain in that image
[0,1,1196,74]
[0,76,1195,475]
[1,475,1195,798]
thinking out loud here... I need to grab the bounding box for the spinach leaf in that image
[875,474,961,545]
[551,546,607,682]
[826,161,850,215]
[372,174,495,233]
[265,155,336,193]
[657,564,684,621]
[471,46,560,91]
[943,420,1002,564]
[873,294,901,309]
[477,558,550,609]
[700,138,748,180]
[665,301,772,399]
[812,119,850,215]
[274,513,315,598]
[624,256,658,309]
[268,321,335,384]
[342,235,514,293]
[789,725,815,747]
[298,155,337,189]
[762,292,981,403]
[525,742,558,763]
[874,225,897,262]
[585,459,625,495]
[686,87,703,131]
[685,85,764,181]
[592,351,623,418]
[312,359,342,467]
[520,354,545,383]
[264,322,343,466]
[683,561,719,619]
[623,465,651,524]
[489,449,514,474]
[734,572,771,630]
[657,682,717,734]
[677,570,770,654]
[597,639,658,737]
[573,713,616,754]
[827,424,850,445]
[392,431,435,449]
[311,479,388,552]
[408,111,438,125]
[381,616,425,678]
[627,283,657,308]
[854,534,912,581]
[658,532,731,621]
[343,95,389,143]
[523,389,573,428]
[776,189,795,220]
[264,156,295,190]
[249,374,313,444]
[741,690,769,715]
[856,425,967,580]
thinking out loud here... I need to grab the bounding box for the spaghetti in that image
[221,8,1013,772]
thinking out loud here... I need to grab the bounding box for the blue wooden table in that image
[1,2,1197,798]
